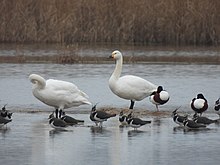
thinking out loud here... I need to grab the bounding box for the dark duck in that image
[190,93,208,116]
[149,86,170,111]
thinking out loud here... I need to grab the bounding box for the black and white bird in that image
[0,105,13,128]
[172,107,186,127]
[119,111,128,126]
[48,113,70,130]
[90,104,116,127]
[183,116,206,129]
[0,116,12,128]
[126,112,151,130]
[193,113,218,125]
[60,111,84,125]
[214,98,220,112]
[149,86,170,111]
[190,93,208,116]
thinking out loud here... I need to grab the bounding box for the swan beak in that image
[109,55,114,58]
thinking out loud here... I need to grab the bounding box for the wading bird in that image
[109,50,160,109]
[190,93,208,116]
[149,86,169,111]
[29,74,91,118]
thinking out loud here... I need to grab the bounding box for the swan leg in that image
[59,109,63,118]
[129,100,135,109]
[55,109,58,118]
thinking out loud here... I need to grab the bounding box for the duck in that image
[90,104,116,127]
[149,86,169,111]
[48,112,70,130]
[60,111,84,125]
[190,93,208,116]
[29,74,91,118]
[172,107,186,127]
[119,111,128,126]
[109,50,158,109]
[126,112,151,130]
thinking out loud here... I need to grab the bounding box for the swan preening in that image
[29,74,91,118]
[109,50,169,110]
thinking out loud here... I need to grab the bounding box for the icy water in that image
[0,45,220,165]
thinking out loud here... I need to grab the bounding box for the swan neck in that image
[30,74,46,89]
[111,56,123,80]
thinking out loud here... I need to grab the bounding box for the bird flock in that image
[1,50,219,131]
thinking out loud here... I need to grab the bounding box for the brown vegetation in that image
[0,0,219,45]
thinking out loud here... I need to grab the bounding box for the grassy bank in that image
[0,0,219,45]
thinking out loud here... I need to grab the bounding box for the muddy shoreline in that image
[0,55,219,64]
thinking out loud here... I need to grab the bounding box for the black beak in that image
[109,55,113,58]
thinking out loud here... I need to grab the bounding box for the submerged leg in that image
[55,109,58,118]
[129,100,135,109]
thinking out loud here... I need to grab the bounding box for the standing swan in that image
[109,50,158,109]
[29,74,91,118]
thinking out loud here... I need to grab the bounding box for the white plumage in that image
[29,74,91,117]
[109,50,157,109]
[193,99,205,109]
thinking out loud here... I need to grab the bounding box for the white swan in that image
[109,50,158,109]
[29,74,91,118]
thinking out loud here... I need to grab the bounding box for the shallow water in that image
[0,63,219,112]
[1,113,220,165]
[0,45,220,165]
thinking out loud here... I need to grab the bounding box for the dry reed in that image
[0,0,219,45]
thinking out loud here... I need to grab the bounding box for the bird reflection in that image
[0,127,10,137]
[49,129,72,138]
[128,129,146,137]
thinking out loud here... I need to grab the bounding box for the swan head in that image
[29,74,46,89]
[110,50,122,60]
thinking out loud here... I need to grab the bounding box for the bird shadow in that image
[127,129,147,137]
[183,127,212,134]
[90,126,111,135]
[173,126,184,132]
[0,127,11,136]
[49,129,73,137]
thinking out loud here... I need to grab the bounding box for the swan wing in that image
[112,75,157,100]
[33,79,91,108]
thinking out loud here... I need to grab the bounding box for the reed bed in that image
[0,0,219,45]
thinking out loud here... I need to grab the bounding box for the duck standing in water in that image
[190,93,208,116]
[149,86,169,111]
